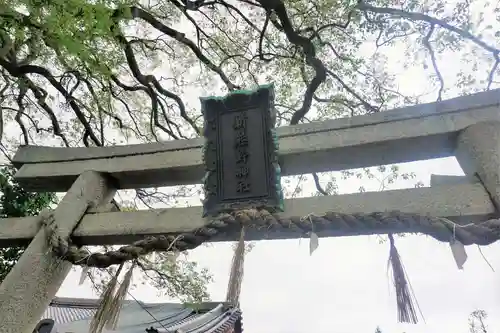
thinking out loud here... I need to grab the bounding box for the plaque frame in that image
[201,84,284,217]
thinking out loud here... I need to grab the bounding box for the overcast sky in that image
[55,156,500,333]
[33,0,500,331]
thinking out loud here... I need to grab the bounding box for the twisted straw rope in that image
[41,209,500,268]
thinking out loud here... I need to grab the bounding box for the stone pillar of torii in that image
[1,87,500,333]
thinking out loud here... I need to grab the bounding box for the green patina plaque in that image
[201,84,284,217]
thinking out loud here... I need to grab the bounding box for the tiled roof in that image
[42,305,95,324]
[39,297,242,333]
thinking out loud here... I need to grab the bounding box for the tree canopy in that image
[1,0,498,305]
[1,0,495,200]
[0,166,55,282]
[1,0,498,151]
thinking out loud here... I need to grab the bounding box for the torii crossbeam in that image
[2,88,500,333]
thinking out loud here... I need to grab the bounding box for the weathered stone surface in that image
[0,171,115,333]
[12,89,500,192]
[456,121,500,210]
[0,182,493,248]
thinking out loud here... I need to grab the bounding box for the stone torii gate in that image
[2,87,500,333]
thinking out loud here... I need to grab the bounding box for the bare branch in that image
[258,0,327,125]
[357,1,500,55]
[312,173,329,196]
[127,6,238,91]
[422,25,444,101]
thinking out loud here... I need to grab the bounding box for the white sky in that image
[56,157,500,333]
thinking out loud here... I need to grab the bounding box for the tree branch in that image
[422,25,444,101]
[258,0,327,125]
[357,1,500,55]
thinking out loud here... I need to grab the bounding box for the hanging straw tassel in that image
[387,234,420,324]
[225,226,246,306]
[90,263,124,333]
[106,261,135,330]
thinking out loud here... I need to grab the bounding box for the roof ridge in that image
[50,297,234,310]
[50,297,143,308]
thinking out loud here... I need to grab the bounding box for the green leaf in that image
[0,166,57,282]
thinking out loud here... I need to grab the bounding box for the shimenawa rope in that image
[40,208,500,268]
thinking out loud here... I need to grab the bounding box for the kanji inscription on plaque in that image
[201,84,284,217]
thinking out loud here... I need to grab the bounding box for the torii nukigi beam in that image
[3,89,500,332]
[0,180,493,248]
